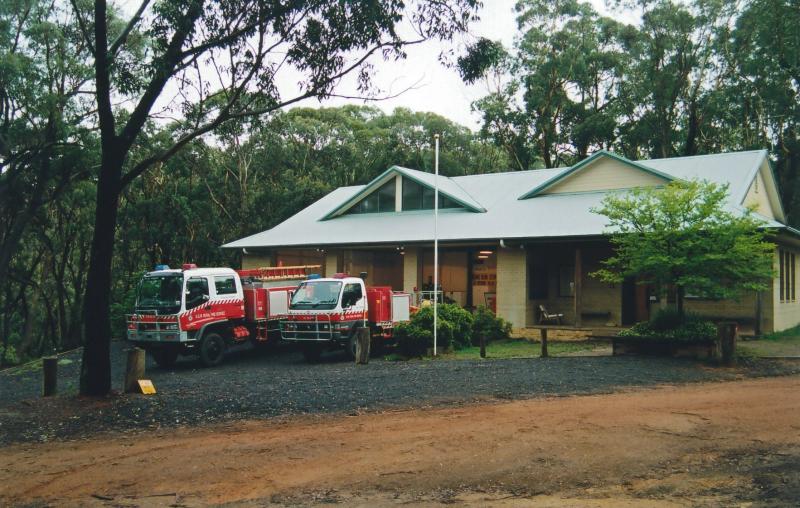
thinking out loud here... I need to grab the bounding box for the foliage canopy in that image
[592,180,775,314]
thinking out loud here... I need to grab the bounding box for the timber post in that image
[355,327,370,365]
[124,347,146,393]
[574,247,583,327]
[717,322,737,366]
[42,356,57,397]
[540,328,548,358]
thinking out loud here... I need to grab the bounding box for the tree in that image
[463,0,627,169]
[75,0,479,395]
[592,180,775,316]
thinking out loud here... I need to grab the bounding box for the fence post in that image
[540,328,548,358]
[479,334,486,358]
[717,322,737,366]
[355,327,370,365]
[125,348,146,393]
[42,356,57,397]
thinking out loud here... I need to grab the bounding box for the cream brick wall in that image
[324,251,339,277]
[496,248,528,329]
[403,247,419,294]
[241,253,273,270]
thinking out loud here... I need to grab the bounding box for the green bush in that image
[0,344,20,365]
[471,305,512,345]
[438,304,474,349]
[619,308,717,342]
[394,322,433,357]
[394,304,514,356]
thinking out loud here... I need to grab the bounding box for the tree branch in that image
[69,0,96,57]
[109,0,151,57]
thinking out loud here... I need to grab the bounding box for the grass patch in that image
[447,339,599,360]
[761,325,800,342]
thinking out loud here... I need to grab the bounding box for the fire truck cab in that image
[126,264,304,367]
[281,273,412,362]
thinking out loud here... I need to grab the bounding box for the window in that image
[341,283,363,308]
[779,249,796,303]
[185,277,209,310]
[347,179,395,214]
[214,276,237,295]
[401,178,460,211]
[558,265,574,297]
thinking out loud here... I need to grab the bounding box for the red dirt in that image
[2,376,799,507]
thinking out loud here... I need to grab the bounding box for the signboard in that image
[138,379,156,394]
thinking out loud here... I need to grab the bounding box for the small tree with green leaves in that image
[592,180,775,319]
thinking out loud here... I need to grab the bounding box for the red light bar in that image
[182,263,198,270]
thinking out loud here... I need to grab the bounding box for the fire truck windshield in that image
[136,274,183,314]
[289,280,342,310]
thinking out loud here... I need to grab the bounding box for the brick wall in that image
[496,248,528,329]
[403,247,419,294]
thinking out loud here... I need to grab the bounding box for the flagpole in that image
[433,134,439,356]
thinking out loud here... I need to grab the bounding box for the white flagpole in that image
[433,134,439,356]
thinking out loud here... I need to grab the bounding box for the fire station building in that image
[223,150,800,335]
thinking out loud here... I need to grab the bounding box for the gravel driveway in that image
[1,340,797,445]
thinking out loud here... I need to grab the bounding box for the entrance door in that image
[622,277,650,325]
[621,277,637,325]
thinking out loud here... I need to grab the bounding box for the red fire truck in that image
[126,264,318,367]
[280,273,413,362]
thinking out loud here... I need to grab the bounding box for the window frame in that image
[213,275,238,296]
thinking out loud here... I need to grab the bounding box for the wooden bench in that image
[538,305,564,325]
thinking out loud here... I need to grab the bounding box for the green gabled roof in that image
[517,150,675,199]
[320,165,486,220]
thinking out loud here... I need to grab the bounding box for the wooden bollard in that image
[124,348,146,393]
[355,327,370,364]
[540,328,548,358]
[42,356,57,397]
[479,334,486,358]
[717,322,737,366]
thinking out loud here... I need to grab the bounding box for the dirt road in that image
[2,376,799,507]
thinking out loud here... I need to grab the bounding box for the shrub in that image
[438,304,474,349]
[471,306,512,345]
[394,322,433,357]
[0,344,20,365]
[619,308,717,342]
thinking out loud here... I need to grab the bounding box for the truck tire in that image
[151,349,178,368]
[346,333,358,361]
[302,344,322,363]
[199,332,226,367]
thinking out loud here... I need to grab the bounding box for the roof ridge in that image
[640,149,767,164]
[452,166,567,179]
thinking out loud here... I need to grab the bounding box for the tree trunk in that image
[80,153,123,396]
[676,285,685,319]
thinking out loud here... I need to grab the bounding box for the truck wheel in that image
[346,333,358,361]
[151,349,178,368]
[199,332,226,367]
[302,345,322,363]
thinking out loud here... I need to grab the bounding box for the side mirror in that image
[202,294,210,301]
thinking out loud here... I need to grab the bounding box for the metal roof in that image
[321,165,486,219]
[223,150,786,249]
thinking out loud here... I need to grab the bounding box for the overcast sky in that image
[281,0,638,131]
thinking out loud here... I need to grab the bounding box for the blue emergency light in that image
[307,273,321,279]
[154,264,170,271]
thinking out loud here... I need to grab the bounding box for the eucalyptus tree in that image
[73,0,480,395]
[463,0,627,169]
[0,0,95,317]
[721,0,800,221]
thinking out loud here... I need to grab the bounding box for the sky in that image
[124,0,639,132]
[278,0,639,130]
